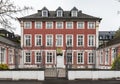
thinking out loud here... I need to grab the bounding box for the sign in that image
[56,47,62,56]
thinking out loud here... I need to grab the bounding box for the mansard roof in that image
[18,7,101,21]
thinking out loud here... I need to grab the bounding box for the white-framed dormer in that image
[42,7,48,17]
[71,7,78,17]
[56,7,63,17]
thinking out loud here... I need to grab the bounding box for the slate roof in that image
[99,31,116,40]
[0,36,19,47]
[18,7,101,21]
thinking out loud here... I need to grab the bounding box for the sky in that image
[12,0,120,35]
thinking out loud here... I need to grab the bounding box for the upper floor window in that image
[42,10,48,17]
[24,22,32,29]
[35,21,42,29]
[46,35,53,47]
[46,22,53,29]
[56,34,63,47]
[71,11,78,17]
[56,22,63,29]
[77,35,84,47]
[24,34,31,47]
[66,22,73,29]
[77,22,84,29]
[57,10,63,17]
[88,22,95,29]
[88,35,95,47]
[66,35,73,47]
[35,35,42,46]
[88,52,94,64]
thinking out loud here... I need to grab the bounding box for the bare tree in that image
[0,0,32,30]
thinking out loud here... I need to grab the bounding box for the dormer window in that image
[41,7,48,17]
[42,10,48,17]
[71,7,78,17]
[56,7,63,17]
[57,10,63,17]
[71,11,78,17]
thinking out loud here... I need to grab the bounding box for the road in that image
[0,79,120,84]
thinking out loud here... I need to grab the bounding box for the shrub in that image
[0,64,9,70]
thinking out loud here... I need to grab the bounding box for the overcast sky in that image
[13,0,120,35]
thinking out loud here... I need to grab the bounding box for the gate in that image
[44,68,67,79]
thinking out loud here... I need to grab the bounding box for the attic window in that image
[42,10,48,17]
[57,10,63,17]
[71,11,77,17]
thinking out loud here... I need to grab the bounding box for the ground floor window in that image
[77,52,84,64]
[46,52,53,63]
[35,51,42,63]
[66,52,72,64]
[25,52,31,63]
[88,52,94,64]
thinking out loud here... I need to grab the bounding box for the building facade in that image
[18,7,101,69]
[97,37,120,69]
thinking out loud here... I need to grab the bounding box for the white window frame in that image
[35,34,42,46]
[77,22,84,29]
[77,34,84,47]
[35,51,42,64]
[88,22,95,29]
[66,22,73,29]
[105,49,109,65]
[46,22,53,29]
[56,22,63,29]
[35,21,42,29]
[71,11,78,17]
[8,49,14,64]
[57,10,63,17]
[46,51,53,64]
[24,51,31,64]
[100,50,103,64]
[46,34,53,47]
[88,35,95,47]
[42,10,48,17]
[66,51,73,64]
[88,52,94,64]
[66,34,73,47]
[56,34,63,47]
[24,22,32,29]
[111,48,117,62]
[24,34,32,47]
[0,47,6,64]
[77,52,84,64]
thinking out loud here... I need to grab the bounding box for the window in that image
[88,52,94,64]
[35,51,42,63]
[66,22,73,29]
[56,22,63,29]
[35,22,42,29]
[42,10,48,17]
[99,36,103,39]
[24,52,31,63]
[56,35,63,47]
[24,22,31,29]
[24,35,31,47]
[57,10,63,17]
[100,51,103,64]
[46,22,53,29]
[46,35,53,46]
[0,47,5,63]
[77,52,84,64]
[46,52,53,63]
[88,22,95,29]
[66,52,72,64]
[77,22,84,29]
[88,35,95,47]
[66,35,73,47]
[105,50,109,64]
[71,11,77,17]
[112,48,117,62]
[35,35,42,46]
[8,49,13,64]
[77,35,84,47]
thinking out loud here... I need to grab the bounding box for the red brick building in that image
[18,7,101,69]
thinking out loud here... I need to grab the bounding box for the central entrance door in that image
[57,55,65,68]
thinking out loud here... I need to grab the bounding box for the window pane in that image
[66,22,73,29]
[35,35,42,46]
[66,35,73,46]
[46,35,53,46]
[35,22,42,29]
